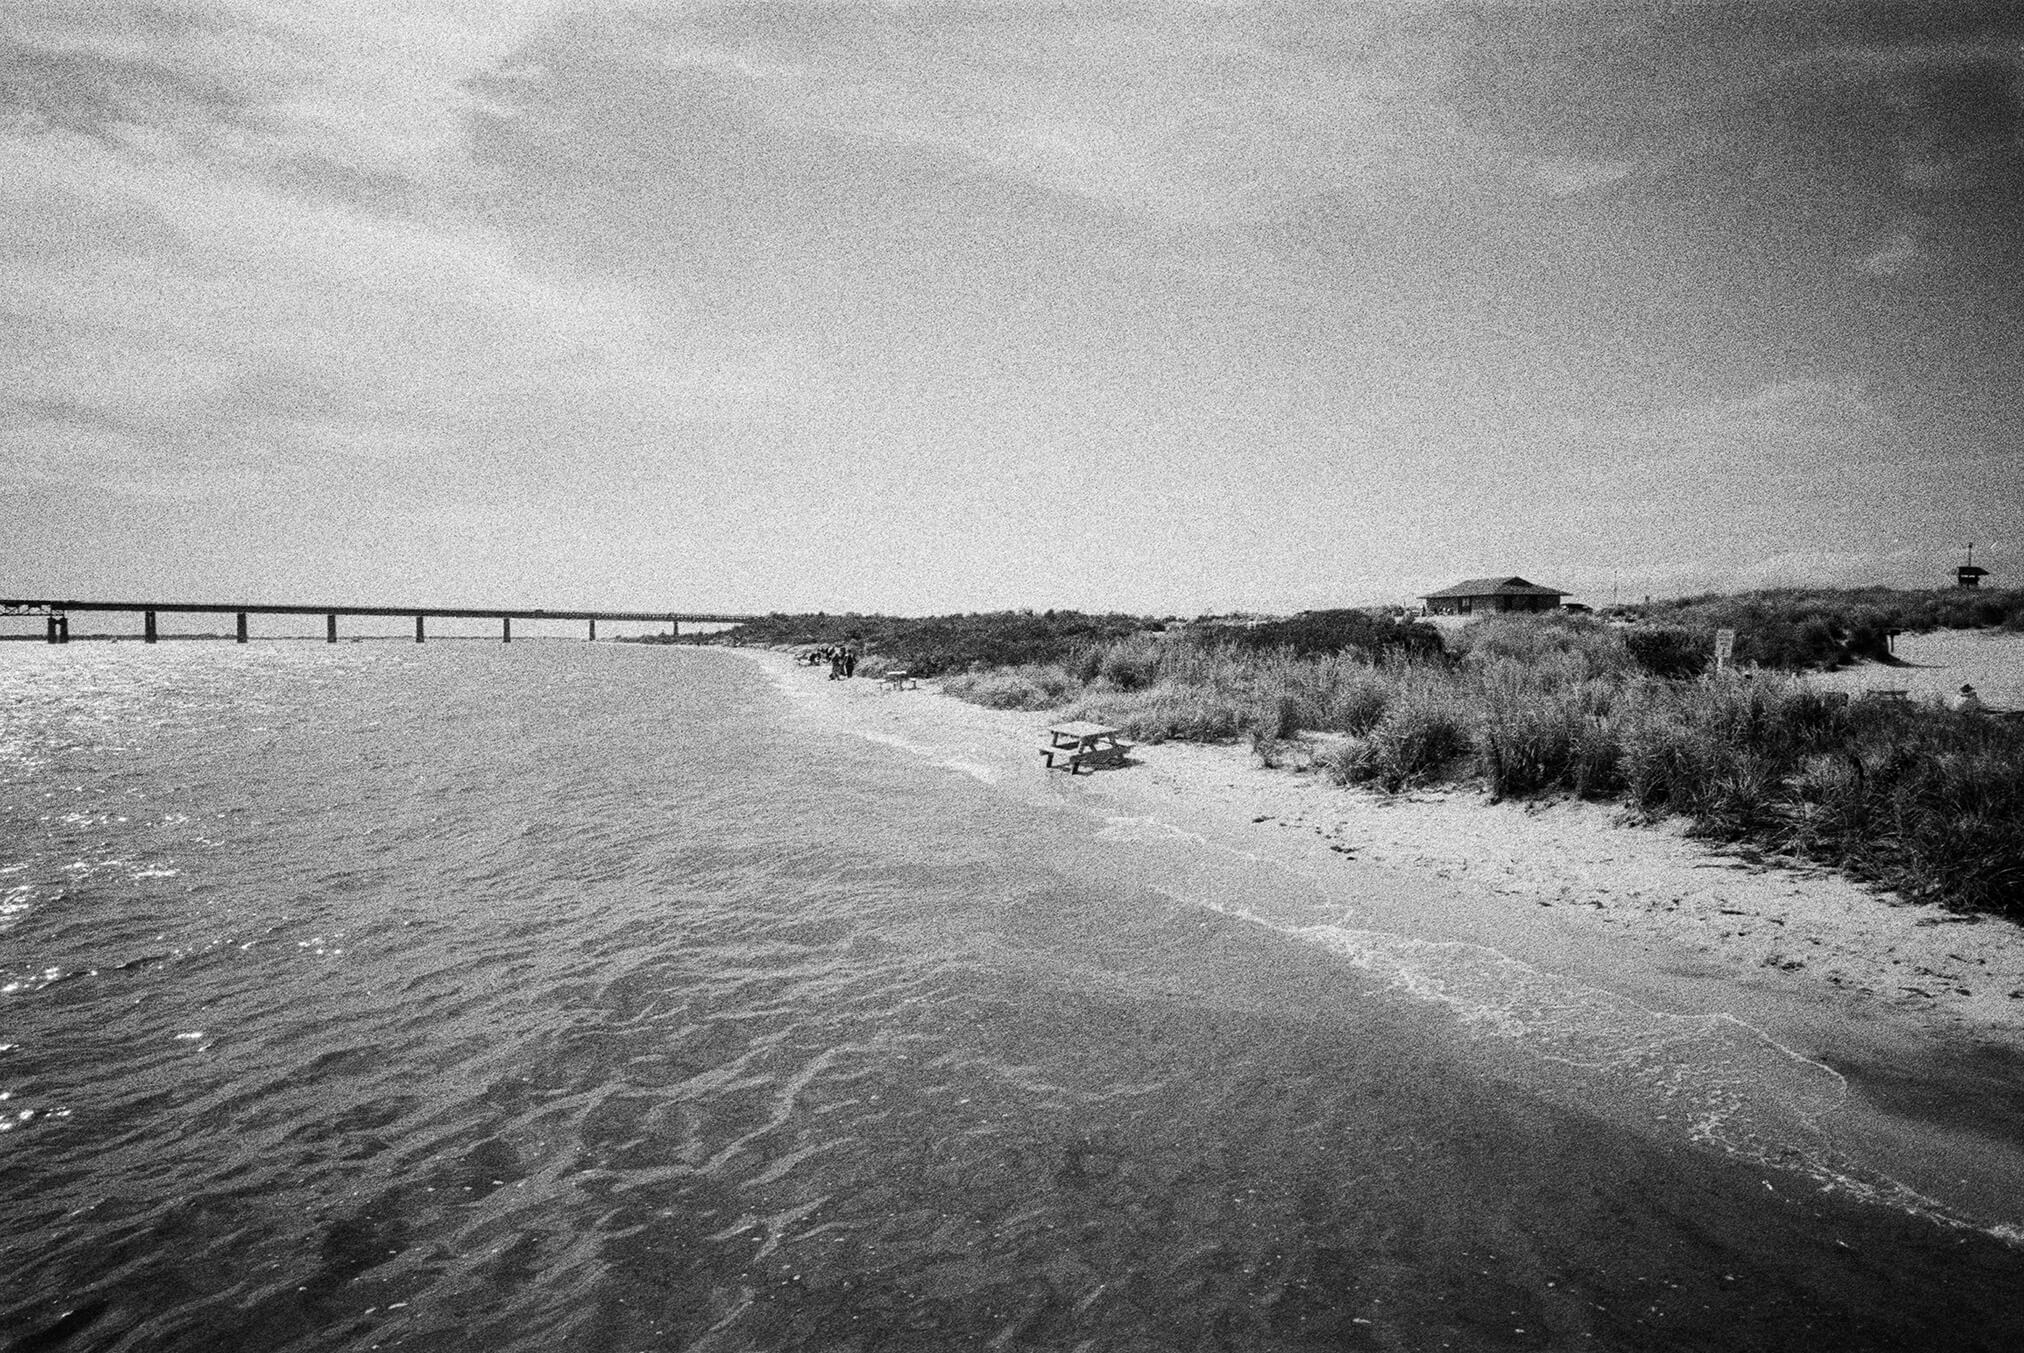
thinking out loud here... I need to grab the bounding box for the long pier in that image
[2,599,758,644]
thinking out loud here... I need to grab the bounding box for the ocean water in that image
[4,641,2024,1352]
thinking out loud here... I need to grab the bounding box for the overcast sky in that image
[4,1,2020,616]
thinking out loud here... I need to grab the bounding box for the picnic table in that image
[1040,721,1132,774]
[880,669,918,691]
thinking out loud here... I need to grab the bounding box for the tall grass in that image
[939,665,1081,710]
[1472,661,1620,799]
[697,609,1152,676]
[944,614,2024,919]
[1319,678,1475,792]
[1631,586,2024,671]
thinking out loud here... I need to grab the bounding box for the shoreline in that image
[732,644,2024,1232]
[736,645,2024,1047]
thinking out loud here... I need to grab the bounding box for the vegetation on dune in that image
[940,665,1083,710]
[1626,586,2024,672]
[692,609,1152,677]
[701,595,2024,916]
[698,606,1444,679]
[918,610,2024,918]
[1227,608,1448,662]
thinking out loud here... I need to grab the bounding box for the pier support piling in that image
[0,601,749,648]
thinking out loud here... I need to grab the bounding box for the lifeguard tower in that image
[1957,544,1989,589]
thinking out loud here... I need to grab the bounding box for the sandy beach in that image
[744,646,2024,1058]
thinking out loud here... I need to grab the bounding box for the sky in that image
[4,0,2021,618]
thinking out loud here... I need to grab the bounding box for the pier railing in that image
[1,600,758,644]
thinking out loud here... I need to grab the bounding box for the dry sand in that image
[1806,626,2024,711]
[743,647,2024,1056]
[1110,741,2024,1036]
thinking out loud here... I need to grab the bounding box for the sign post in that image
[1713,628,1736,674]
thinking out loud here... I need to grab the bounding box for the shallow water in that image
[4,642,2023,1351]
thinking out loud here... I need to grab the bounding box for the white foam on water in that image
[847,730,998,784]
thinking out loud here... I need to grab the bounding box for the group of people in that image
[802,642,861,680]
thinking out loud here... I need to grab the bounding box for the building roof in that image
[1418,576,1568,600]
[1958,565,1990,577]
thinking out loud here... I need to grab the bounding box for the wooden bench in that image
[1040,721,1133,774]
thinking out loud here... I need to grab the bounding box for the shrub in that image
[1324,673,1393,736]
[1098,636,1164,691]
[704,610,1151,676]
[1637,587,2024,672]
[1615,700,1703,817]
[1070,643,1106,685]
[1331,689,1473,792]
[1064,682,1252,744]
[1623,625,1709,680]
[1459,614,1632,680]
[1612,683,1776,832]
[1250,691,1301,742]
[1569,714,1623,798]
[940,665,1079,710]
[1476,691,1582,799]
[1280,655,1393,735]
[1235,609,1447,662]
[1779,703,2024,915]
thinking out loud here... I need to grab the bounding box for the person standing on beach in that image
[843,639,860,679]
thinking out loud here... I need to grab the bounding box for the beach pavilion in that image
[1418,576,1568,616]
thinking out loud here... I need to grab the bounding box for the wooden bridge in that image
[1,599,758,644]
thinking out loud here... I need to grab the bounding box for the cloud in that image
[1521,155,1637,197]
[578,2,1455,226]
[1,1,838,508]
[1857,220,1924,275]
[1725,378,1878,427]
[1595,380,1895,478]
[1561,378,1907,544]
[2,0,567,181]
[5,1,2021,610]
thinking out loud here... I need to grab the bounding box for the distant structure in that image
[1957,544,1989,590]
[1418,576,1567,616]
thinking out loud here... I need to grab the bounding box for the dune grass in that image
[1629,586,2024,671]
[936,614,2024,919]
[691,608,1153,676]
[938,666,1083,710]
